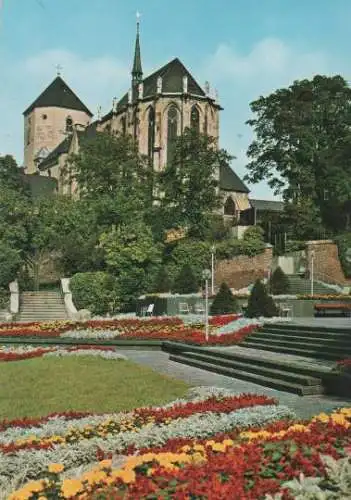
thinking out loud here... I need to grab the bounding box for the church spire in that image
[132,12,143,86]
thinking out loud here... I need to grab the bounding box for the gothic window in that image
[167,105,178,165]
[204,112,208,135]
[190,106,200,134]
[224,197,236,216]
[147,107,155,161]
[66,116,73,133]
[121,116,126,136]
[26,117,32,145]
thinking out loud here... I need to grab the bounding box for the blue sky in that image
[1,0,350,198]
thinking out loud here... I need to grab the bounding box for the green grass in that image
[0,357,191,420]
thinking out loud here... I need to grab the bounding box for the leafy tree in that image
[70,271,118,315]
[269,266,291,295]
[210,282,238,315]
[0,242,22,288]
[245,75,351,232]
[0,155,27,192]
[99,222,162,310]
[172,264,198,294]
[246,279,278,318]
[166,239,211,285]
[160,127,231,238]
[152,267,172,293]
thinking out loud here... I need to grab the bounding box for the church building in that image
[23,19,259,221]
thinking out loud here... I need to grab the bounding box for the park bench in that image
[314,302,351,317]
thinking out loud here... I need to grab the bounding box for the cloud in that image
[202,37,343,198]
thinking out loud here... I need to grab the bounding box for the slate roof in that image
[250,199,284,212]
[101,58,213,123]
[38,135,71,170]
[24,76,93,116]
[219,163,250,193]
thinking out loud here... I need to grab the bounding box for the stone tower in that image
[23,75,92,174]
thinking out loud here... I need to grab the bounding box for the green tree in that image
[210,282,239,315]
[152,267,172,293]
[0,242,22,288]
[99,222,162,310]
[166,239,211,285]
[160,128,232,238]
[246,279,278,318]
[245,75,351,233]
[0,155,27,192]
[172,264,198,294]
[269,266,291,295]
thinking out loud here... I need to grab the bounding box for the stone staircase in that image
[286,274,337,295]
[18,291,68,322]
[240,323,351,361]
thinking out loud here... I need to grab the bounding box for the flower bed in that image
[0,316,259,345]
[0,387,296,496]
[9,406,351,499]
[0,345,126,363]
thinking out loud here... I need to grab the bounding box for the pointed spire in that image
[132,11,143,85]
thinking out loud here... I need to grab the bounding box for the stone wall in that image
[215,247,273,290]
[306,240,351,286]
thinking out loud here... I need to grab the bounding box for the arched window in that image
[167,105,178,164]
[121,116,126,136]
[66,116,73,133]
[147,107,155,161]
[190,106,200,134]
[224,197,236,216]
[204,112,208,135]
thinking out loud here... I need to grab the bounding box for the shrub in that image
[210,282,239,315]
[246,279,278,318]
[152,267,172,293]
[269,266,291,295]
[216,226,265,260]
[335,232,351,279]
[168,239,211,285]
[70,272,118,315]
[0,242,22,289]
[172,264,198,294]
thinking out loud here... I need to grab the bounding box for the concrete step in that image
[169,354,324,396]
[247,334,351,351]
[240,341,345,360]
[182,351,322,386]
[260,327,351,340]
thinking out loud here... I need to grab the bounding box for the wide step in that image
[170,354,324,396]
[19,291,68,321]
[240,341,345,360]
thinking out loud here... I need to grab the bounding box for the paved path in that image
[121,350,351,420]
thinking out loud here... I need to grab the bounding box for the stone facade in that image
[215,247,273,290]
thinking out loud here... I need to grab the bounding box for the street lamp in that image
[211,245,216,296]
[202,269,211,342]
[310,250,315,296]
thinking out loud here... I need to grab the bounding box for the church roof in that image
[250,199,284,212]
[219,163,250,193]
[24,76,93,116]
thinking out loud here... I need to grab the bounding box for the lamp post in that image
[211,245,216,296]
[202,269,211,342]
[310,250,315,297]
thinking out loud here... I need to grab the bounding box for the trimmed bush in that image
[70,272,118,315]
[172,264,198,294]
[152,267,172,293]
[269,266,291,295]
[246,279,278,318]
[210,282,239,315]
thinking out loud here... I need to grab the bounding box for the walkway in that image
[121,350,351,420]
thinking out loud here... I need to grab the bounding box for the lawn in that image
[0,356,190,420]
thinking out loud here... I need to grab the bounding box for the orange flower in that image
[48,463,64,474]
[61,478,84,498]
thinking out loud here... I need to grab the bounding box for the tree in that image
[152,267,172,293]
[160,127,232,238]
[0,155,27,192]
[166,239,212,285]
[269,266,291,295]
[246,279,278,318]
[245,75,351,232]
[210,282,238,315]
[172,264,198,294]
[0,242,22,289]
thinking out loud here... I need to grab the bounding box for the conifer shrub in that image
[269,266,291,295]
[172,264,198,294]
[246,279,278,318]
[210,282,239,315]
[152,267,172,293]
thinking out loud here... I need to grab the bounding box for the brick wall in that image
[306,240,351,286]
[215,247,273,290]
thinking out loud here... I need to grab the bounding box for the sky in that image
[0,0,350,199]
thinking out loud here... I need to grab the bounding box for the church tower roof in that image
[131,14,143,85]
[23,76,93,116]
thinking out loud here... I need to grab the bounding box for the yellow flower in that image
[112,469,136,484]
[222,439,234,447]
[211,442,226,452]
[193,444,205,452]
[288,424,308,433]
[61,478,84,498]
[339,408,351,417]
[206,440,216,446]
[48,463,64,474]
[192,452,206,464]
[82,470,106,485]
[99,459,112,469]
[181,445,191,452]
